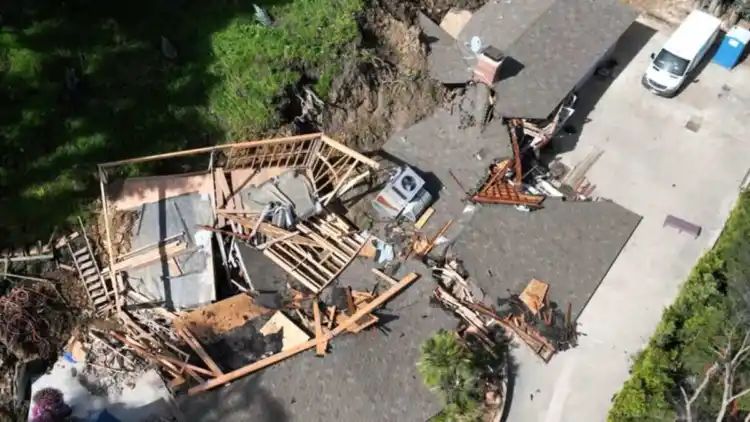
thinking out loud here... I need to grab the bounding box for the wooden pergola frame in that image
[96,133,379,309]
[92,133,391,393]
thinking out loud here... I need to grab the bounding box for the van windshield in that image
[654,49,689,76]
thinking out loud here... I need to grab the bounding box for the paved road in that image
[506,19,750,421]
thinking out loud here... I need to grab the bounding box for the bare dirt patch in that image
[623,0,695,24]
[91,206,138,263]
[318,0,489,151]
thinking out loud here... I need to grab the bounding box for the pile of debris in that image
[0,260,85,414]
[431,259,576,363]
[37,132,437,399]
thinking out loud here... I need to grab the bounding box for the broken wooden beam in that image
[371,268,398,286]
[414,207,434,229]
[313,300,326,357]
[0,254,53,263]
[108,240,188,272]
[176,326,224,377]
[110,331,214,378]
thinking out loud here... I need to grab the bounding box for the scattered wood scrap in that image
[187,272,420,395]
[414,207,434,229]
[176,326,224,377]
[312,300,326,356]
[263,212,368,293]
[519,279,549,315]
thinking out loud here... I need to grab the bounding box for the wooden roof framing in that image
[94,134,392,393]
[96,133,379,307]
[224,211,368,294]
[472,121,545,208]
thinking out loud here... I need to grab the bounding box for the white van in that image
[642,10,721,97]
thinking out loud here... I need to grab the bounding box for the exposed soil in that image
[317,0,488,152]
[624,0,694,24]
[91,206,138,264]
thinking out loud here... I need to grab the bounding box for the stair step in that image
[93,296,109,305]
[73,247,88,257]
[87,281,102,290]
[85,275,100,283]
[82,267,98,277]
[78,260,94,271]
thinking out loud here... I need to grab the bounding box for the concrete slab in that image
[507,19,750,421]
[126,193,216,309]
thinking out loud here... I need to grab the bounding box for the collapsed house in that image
[16,0,649,420]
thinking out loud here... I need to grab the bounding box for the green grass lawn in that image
[0,0,362,246]
[609,191,750,421]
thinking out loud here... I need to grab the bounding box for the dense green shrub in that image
[418,330,510,422]
[609,192,750,421]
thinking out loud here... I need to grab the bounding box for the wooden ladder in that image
[66,220,113,314]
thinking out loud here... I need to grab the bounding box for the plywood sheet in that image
[109,172,213,210]
[440,9,473,39]
[173,294,271,343]
[519,279,549,315]
[259,311,310,351]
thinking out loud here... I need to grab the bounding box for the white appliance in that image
[371,166,432,221]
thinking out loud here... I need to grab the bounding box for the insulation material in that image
[259,311,310,351]
[240,169,322,220]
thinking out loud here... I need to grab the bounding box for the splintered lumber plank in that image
[110,332,215,377]
[313,300,326,356]
[327,306,336,330]
[169,375,187,389]
[331,272,419,336]
[188,337,320,395]
[418,220,453,256]
[214,168,232,208]
[111,241,188,272]
[349,314,379,334]
[345,287,356,314]
[371,269,398,286]
[414,207,435,230]
[320,134,380,169]
[176,327,224,377]
[99,133,322,168]
[98,167,121,311]
[187,272,420,395]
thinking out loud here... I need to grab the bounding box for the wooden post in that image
[313,300,326,356]
[98,166,121,311]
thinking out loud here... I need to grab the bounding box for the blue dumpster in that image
[713,26,750,69]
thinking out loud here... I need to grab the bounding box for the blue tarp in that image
[713,26,750,69]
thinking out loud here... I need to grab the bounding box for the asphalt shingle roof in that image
[425,0,638,119]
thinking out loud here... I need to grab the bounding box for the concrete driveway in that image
[506,19,750,422]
